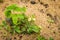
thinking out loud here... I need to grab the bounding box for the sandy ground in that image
[0,0,60,40]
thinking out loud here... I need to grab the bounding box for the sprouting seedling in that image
[37,36,46,40]
[0,25,3,30]
[49,37,54,40]
[47,17,54,23]
[47,19,54,23]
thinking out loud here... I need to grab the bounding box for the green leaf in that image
[17,14,25,20]
[6,4,18,11]
[5,4,26,18]
[6,4,26,12]
[37,36,46,40]
[49,37,54,40]
[0,25,3,29]
[5,10,11,17]
[11,14,18,24]
[2,21,11,31]
[27,24,40,33]
[11,14,25,24]
[4,4,17,17]
[13,26,21,33]
[21,27,26,32]
[2,21,7,26]
[32,25,40,33]
[15,7,26,12]
[47,19,54,23]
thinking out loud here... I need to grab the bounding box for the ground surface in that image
[0,0,60,40]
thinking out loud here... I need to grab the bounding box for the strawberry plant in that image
[0,4,41,34]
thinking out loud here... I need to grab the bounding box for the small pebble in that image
[30,1,36,4]
[47,13,52,17]
[14,37,17,40]
[53,0,56,1]
[59,6,60,9]
[38,0,40,2]
[44,4,49,8]
[40,9,44,13]
[40,2,44,5]
[51,0,56,1]
[48,26,50,28]
[53,31,56,34]
[20,35,22,38]
[58,27,60,30]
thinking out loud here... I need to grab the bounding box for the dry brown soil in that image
[0,0,60,40]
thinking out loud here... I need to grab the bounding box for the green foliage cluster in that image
[1,4,40,34]
[0,4,54,40]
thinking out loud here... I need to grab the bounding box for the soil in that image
[0,0,60,40]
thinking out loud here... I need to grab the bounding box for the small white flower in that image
[28,17,32,21]
[39,25,42,28]
[32,18,36,21]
